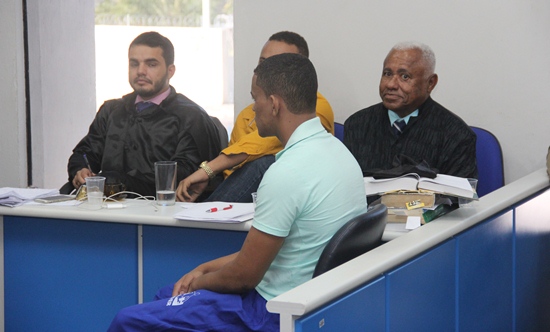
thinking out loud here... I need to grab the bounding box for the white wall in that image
[0,0,27,187]
[26,0,96,189]
[0,0,96,190]
[1,1,549,188]
[234,0,550,183]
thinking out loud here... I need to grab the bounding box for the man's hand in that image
[172,228,284,295]
[176,169,209,202]
[72,168,95,188]
[172,269,206,296]
[171,253,238,296]
[175,154,250,202]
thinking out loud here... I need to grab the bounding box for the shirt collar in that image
[388,109,419,125]
[135,87,171,106]
[276,117,324,161]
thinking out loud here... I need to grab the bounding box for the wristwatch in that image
[199,161,216,180]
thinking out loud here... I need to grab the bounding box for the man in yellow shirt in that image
[176,31,334,202]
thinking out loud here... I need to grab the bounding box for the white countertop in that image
[0,196,408,238]
[0,199,253,232]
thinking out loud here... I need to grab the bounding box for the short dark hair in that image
[268,31,309,58]
[254,53,317,115]
[129,31,175,66]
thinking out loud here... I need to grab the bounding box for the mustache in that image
[134,76,152,84]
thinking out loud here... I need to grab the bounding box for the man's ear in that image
[167,64,176,80]
[427,73,438,93]
[270,95,280,116]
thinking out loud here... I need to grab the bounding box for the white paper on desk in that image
[26,199,83,206]
[173,202,254,223]
[406,216,422,230]
[385,223,409,233]
[0,187,59,207]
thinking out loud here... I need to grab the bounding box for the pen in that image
[206,205,233,213]
[248,116,256,127]
[83,154,93,173]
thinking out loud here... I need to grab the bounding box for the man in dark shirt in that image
[344,42,477,179]
[66,31,221,196]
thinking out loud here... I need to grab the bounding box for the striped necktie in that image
[392,119,406,136]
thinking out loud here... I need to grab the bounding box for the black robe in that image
[68,86,222,196]
[344,97,477,179]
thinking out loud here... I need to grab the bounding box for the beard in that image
[131,72,169,98]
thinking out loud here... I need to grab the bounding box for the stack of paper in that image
[0,187,59,207]
[174,202,254,223]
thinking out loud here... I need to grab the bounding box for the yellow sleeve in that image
[227,104,255,147]
[222,105,283,177]
[222,94,335,177]
[316,92,335,134]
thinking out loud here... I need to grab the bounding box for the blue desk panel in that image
[4,216,137,332]
[285,188,550,332]
[295,277,386,332]
[515,190,550,330]
[456,211,513,331]
[142,225,248,300]
[387,240,456,332]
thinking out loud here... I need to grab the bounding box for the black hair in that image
[268,31,309,58]
[129,31,175,66]
[254,53,317,114]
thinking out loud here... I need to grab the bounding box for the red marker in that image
[206,205,233,213]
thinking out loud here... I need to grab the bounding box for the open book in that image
[364,173,477,199]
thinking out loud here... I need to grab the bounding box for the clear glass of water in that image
[85,176,106,210]
[155,161,177,206]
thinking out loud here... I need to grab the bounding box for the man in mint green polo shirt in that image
[108,53,367,332]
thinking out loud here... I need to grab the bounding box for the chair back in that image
[210,116,229,149]
[313,204,387,278]
[334,122,344,142]
[471,126,504,197]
